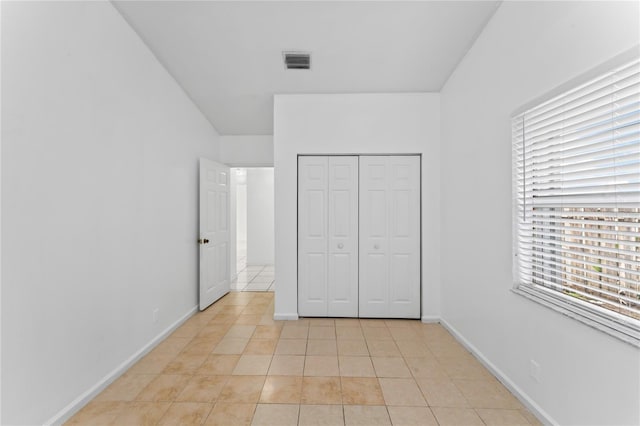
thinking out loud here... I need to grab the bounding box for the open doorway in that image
[232,167,274,292]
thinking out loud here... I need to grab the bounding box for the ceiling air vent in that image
[283,52,311,70]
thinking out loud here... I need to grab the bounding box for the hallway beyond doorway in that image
[235,240,274,292]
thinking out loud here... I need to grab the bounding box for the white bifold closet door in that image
[298,156,359,317]
[359,156,420,318]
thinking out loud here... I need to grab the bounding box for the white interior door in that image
[199,158,230,311]
[359,156,420,318]
[327,156,358,317]
[298,156,329,316]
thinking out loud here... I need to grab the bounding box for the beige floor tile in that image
[337,339,370,356]
[378,378,426,407]
[343,405,391,426]
[128,352,176,375]
[363,327,393,341]
[520,409,543,425]
[232,355,273,375]
[387,406,438,426]
[235,314,263,325]
[341,377,384,405]
[335,318,361,327]
[439,355,494,380]
[308,318,336,326]
[244,339,277,355]
[157,402,213,425]
[252,325,282,339]
[359,319,387,328]
[366,341,401,357]
[176,375,228,403]
[476,408,532,425]
[404,357,448,379]
[66,401,126,425]
[415,378,468,407]
[251,404,299,426]
[95,374,156,402]
[154,337,192,356]
[172,322,202,339]
[338,356,376,377]
[212,338,249,355]
[307,339,338,356]
[203,403,255,426]
[163,352,208,374]
[225,325,257,339]
[371,357,412,378]
[298,404,344,426]
[197,355,240,375]
[431,407,484,426]
[301,377,342,404]
[259,376,303,404]
[305,355,340,376]
[135,375,191,402]
[197,325,230,341]
[181,337,219,355]
[389,328,420,341]
[110,402,170,426]
[394,340,429,357]
[242,305,269,315]
[308,326,336,339]
[280,325,310,339]
[275,339,307,355]
[384,320,416,329]
[218,376,266,403]
[337,327,365,340]
[454,379,522,409]
[268,355,305,376]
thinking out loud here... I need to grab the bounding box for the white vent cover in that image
[283,52,311,70]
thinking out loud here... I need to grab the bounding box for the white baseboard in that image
[421,315,440,323]
[439,319,554,426]
[44,305,198,426]
[273,313,299,321]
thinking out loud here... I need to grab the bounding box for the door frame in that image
[296,153,422,319]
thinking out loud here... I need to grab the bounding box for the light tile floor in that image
[66,292,541,425]
[234,241,275,292]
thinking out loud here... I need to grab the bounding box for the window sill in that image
[512,286,640,348]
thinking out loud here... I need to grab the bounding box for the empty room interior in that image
[2,1,639,425]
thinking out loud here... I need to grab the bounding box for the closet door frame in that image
[297,154,421,319]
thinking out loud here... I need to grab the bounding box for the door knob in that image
[338,243,344,249]
[198,238,210,244]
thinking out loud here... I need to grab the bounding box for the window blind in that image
[513,58,640,327]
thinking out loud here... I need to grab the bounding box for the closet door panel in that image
[328,156,359,317]
[388,156,420,318]
[298,156,329,316]
[359,156,390,317]
[360,156,420,318]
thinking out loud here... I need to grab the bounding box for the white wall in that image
[439,2,640,425]
[246,168,275,265]
[1,2,220,424]
[236,174,248,243]
[273,93,440,320]
[220,135,274,166]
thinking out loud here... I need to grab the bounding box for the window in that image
[512,58,640,345]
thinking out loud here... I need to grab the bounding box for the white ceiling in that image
[113,1,500,135]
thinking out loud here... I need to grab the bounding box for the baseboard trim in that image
[273,313,299,321]
[421,315,440,323]
[44,305,199,426]
[439,319,554,426]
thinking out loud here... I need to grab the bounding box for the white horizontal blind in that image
[513,58,640,326]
